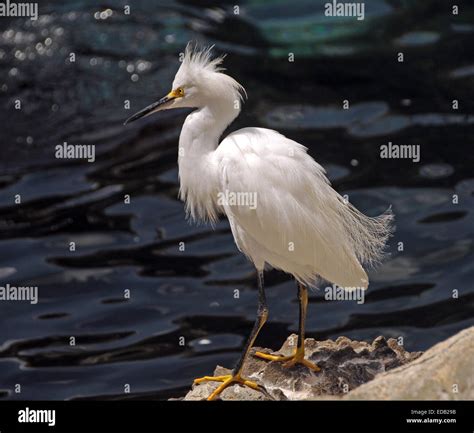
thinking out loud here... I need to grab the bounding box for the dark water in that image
[0,0,473,400]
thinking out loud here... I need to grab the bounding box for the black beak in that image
[124,95,173,125]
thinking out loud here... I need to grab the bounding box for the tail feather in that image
[341,201,394,267]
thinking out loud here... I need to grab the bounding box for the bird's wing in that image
[215,128,391,289]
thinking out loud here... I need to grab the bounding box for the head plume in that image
[182,42,226,74]
[173,42,246,103]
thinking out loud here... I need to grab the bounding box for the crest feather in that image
[177,42,246,102]
[183,42,226,73]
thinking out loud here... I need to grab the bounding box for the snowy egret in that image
[125,44,393,400]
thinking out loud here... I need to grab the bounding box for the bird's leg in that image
[255,282,320,371]
[193,271,268,400]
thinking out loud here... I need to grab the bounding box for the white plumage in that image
[215,127,392,289]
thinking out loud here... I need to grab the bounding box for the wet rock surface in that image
[183,333,423,400]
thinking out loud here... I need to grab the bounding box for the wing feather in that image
[215,128,392,289]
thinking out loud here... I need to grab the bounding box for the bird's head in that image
[124,43,245,125]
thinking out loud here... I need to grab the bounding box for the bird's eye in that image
[177,87,184,96]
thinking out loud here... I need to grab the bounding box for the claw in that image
[193,373,261,400]
[254,348,320,371]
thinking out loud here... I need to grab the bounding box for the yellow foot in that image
[254,348,320,371]
[193,374,261,401]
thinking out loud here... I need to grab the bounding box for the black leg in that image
[296,281,308,350]
[192,270,269,400]
[233,270,268,374]
[253,280,320,371]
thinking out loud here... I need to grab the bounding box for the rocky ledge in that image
[183,326,473,400]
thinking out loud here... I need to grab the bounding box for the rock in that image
[183,327,474,400]
[345,326,474,400]
[183,331,423,400]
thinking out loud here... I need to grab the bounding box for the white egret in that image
[125,44,393,400]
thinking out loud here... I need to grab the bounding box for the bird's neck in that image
[177,101,240,222]
[179,102,239,155]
